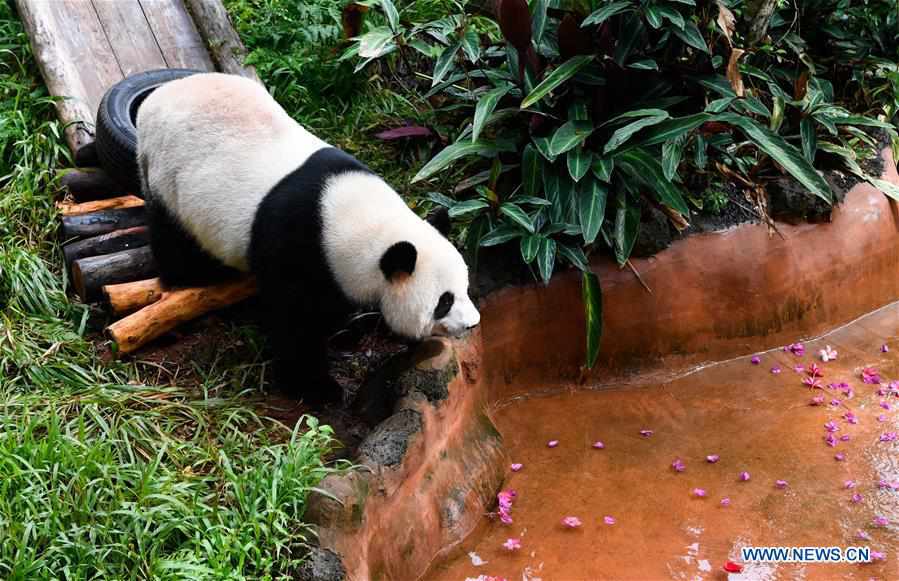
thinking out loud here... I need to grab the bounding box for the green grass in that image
[0,4,345,579]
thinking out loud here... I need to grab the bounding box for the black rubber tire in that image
[95,69,201,194]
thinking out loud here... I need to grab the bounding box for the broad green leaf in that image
[544,163,561,213]
[696,75,735,98]
[582,1,631,27]
[461,26,481,62]
[830,115,897,130]
[531,0,549,44]
[672,21,708,53]
[644,5,663,28]
[536,237,557,284]
[432,40,462,87]
[694,133,707,169]
[770,95,785,131]
[558,243,589,271]
[718,113,833,203]
[488,157,503,190]
[532,135,558,161]
[616,148,691,214]
[626,112,711,148]
[736,96,771,117]
[614,200,641,265]
[522,144,542,196]
[800,117,816,163]
[555,170,578,223]
[514,195,553,206]
[603,112,670,154]
[578,178,608,244]
[592,156,614,182]
[448,199,489,218]
[549,120,594,156]
[520,234,541,263]
[568,101,589,121]
[412,140,514,182]
[521,55,594,108]
[705,97,734,113]
[603,108,670,126]
[426,191,455,208]
[357,27,396,58]
[613,13,643,65]
[657,5,684,29]
[500,203,535,233]
[379,0,400,33]
[582,271,603,369]
[472,85,512,142]
[627,59,659,71]
[480,224,523,247]
[662,138,685,181]
[567,146,592,182]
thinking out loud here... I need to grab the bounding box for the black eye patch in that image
[434,292,454,320]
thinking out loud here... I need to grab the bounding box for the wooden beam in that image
[72,246,157,302]
[107,277,257,353]
[91,0,168,76]
[103,277,164,315]
[183,0,262,83]
[61,206,146,240]
[58,194,144,216]
[63,226,150,267]
[139,0,214,70]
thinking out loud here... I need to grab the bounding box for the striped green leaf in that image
[522,143,541,196]
[412,140,514,182]
[567,146,592,181]
[521,55,594,109]
[582,271,603,369]
[500,202,535,233]
[578,178,608,244]
[603,111,670,154]
[472,85,512,142]
[536,237,557,284]
[616,148,690,215]
[549,120,594,156]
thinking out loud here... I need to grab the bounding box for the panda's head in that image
[377,208,481,340]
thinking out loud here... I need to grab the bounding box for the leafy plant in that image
[350,0,898,368]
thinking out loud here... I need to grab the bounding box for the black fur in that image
[249,147,374,404]
[142,157,241,287]
[379,241,417,281]
[427,207,452,237]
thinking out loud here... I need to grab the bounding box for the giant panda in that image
[136,73,481,404]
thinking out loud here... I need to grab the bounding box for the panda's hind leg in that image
[144,196,242,288]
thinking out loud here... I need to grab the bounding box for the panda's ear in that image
[427,207,451,238]
[380,241,417,282]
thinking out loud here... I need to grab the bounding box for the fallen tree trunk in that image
[60,169,127,201]
[58,194,144,216]
[61,206,146,239]
[63,226,150,266]
[184,0,262,83]
[107,277,257,354]
[103,277,165,315]
[72,246,157,302]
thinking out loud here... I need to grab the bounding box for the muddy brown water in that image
[429,303,899,580]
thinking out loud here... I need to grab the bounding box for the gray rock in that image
[357,409,422,466]
[297,548,346,581]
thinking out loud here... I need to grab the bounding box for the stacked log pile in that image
[60,167,255,354]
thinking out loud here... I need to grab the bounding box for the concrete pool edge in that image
[304,149,899,580]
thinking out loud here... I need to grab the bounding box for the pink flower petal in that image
[547,440,559,448]
[692,488,707,497]
[562,516,582,528]
[871,550,886,561]
[843,411,859,425]
[803,376,823,389]
[880,432,898,442]
[807,363,824,377]
[862,367,881,385]
[845,480,857,489]
[851,493,863,503]
[784,343,805,356]
[855,530,871,541]
[793,364,806,373]
[775,479,789,489]
[750,356,761,365]
[834,453,846,461]
[639,429,653,437]
[503,538,521,551]
[840,434,851,441]
[739,471,751,482]
[824,420,839,433]
[880,401,891,410]
[878,414,888,422]
[510,463,523,472]
[881,344,890,353]
[874,515,889,526]
[810,395,825,406]
[819,345,838,362]
[720,497,731,507]
[770,366,782,374]
[706,454,720,463]
[672,458,686,472]
[603,515,616,525]
[592,441,605,449]
[825,433,837,447]
[830,399,842,406]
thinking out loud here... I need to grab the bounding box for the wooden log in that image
[16,0,124,153]
[72,246,157,302]
[138,0,215,70]
[60,169,126,201]
[184,0,262,83]
[103,277,164,315]
[58,195,144,216]
[61,206,146,240]
[63,226,150,266]
[107,278,257,354]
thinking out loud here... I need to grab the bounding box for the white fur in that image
[321,172,480,339]
[137,73,328,270]
[137,73,479,339]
